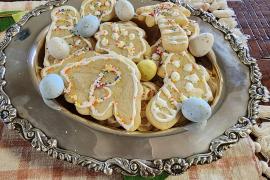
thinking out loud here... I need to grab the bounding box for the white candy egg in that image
[181,97,212,122]
[47,37,70,59]
[189,33,214,57]
[39,74,64,99]
[75,15,100,37]
[115,0,135,21]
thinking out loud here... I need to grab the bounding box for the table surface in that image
[0,0,269,179]
[228,0,270,96]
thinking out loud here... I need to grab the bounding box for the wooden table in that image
[228,0,270,95]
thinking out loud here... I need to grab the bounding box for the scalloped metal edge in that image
[0,0,269,177]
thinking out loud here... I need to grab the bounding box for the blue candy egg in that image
[75,15,100,37]
[39,74,64,99]
[181,97,212,122]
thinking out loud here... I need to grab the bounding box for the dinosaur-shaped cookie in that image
[61,54,143,131]
[80,0,116,21]
[146,51,213,130]
[136,2,190,53]
[44,6,93,67]
[157,18,189,53]
[136,2,190,27]
[95,22,151,62]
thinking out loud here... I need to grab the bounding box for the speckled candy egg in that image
[75,15,100,37]
[181,97,212,122]
[47,37,70,59]
[115,0,135,21]
[137,60,157,81]
[39,74,65,99]
[188,33,214,57]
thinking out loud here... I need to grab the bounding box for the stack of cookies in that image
[40,0,219,132]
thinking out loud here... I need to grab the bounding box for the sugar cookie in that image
[44,6,93,67]
[61,54,143,131]
[146,51,213,130]
[80,0,116,21]
[95,22,151,62]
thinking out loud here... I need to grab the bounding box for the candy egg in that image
[115,0,135,21]
[39,74,65,99]
[181,97,212,122]
[188,33,214,57]
[75,15,100,37]
[47,37,70,59]
[137,60,157,81]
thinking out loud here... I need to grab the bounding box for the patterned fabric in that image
[0,1,266,180]
[0,122,264,180]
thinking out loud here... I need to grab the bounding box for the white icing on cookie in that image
[185,74,199,83]
[185,82,194,92]
[171,71,180,82]
[172,60,180,68]
[184,63,193,72]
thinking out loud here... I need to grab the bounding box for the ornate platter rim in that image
[0,0,269,177]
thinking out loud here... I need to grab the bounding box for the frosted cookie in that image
[184,20,200,38]
[136,2,190,53]
[146,51,213,130]
[41,51,98,78]
[136,2,190,27]
[157,18,189,53]
[80,0,116,21]
[102,82,158,131]
[44,6,93,67]
[150,39,164,62]
[61,54,143,131]
[95,22,151,62]
[138,82,159,132]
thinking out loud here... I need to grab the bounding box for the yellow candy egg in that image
[137,60,157,81]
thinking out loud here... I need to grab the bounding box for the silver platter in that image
[0,0,269,177]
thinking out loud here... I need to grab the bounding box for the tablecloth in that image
[0,1,268,180]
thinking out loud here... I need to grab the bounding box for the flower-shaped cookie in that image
[146,51,213,130]
[61,54,143,131]
[95,22,151,62]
